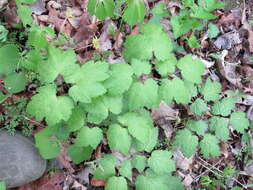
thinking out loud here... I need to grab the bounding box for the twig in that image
[194,158,223,180]
[23,116,45,127]
[197,157,248,189]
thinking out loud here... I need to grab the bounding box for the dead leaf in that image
[216,50,242,88]
[30,0,46,15]
[56,142,75,173]
[4,7,20,26]
[99,20,115,52]
[218,9,241,27]
[16,172,65,190]
[182,174,194,187]
[73,13,98,48]
[214,31,241,50]
[151,101,178,122]
[91,178,106,187]
[0,0,7,9]
[173,149,193,171]
[242,2,253,53]
[76,166,92,185]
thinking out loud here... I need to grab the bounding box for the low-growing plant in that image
[0,0,248,189]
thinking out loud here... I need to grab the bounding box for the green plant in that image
[0,0,248,189]
[0,98,33,136]
[0,181,5,190]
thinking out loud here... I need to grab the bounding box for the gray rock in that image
[0,131,47,188]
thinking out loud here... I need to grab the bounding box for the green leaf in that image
[0,44,20,75]
[35,125,61,159]
[67,145,93,164]
[123,23,173,61]
[119,160,132,178]
[147,150,175,174]
[38,45,78,83]
[187,120,208,136]
[83,95,123,124]
[155,54,177,77]
[201,78,221,101]
[103,63,133,96]
[171,78,190,104]
[177,54,205,84]
[191,7,217,21]
[187,34,201,48]
[209,116,229,141]
[88,0,115,20]
[131,59,151,77]
[4,72,27,93]
[158,79,174,104]
[212,97,235,116]
[171,10,201,38]
[75,126,103,149]
[128,79,159,110]
[208,23,219,38]
[131,155,147,173]
[230,112,249,134]
[66,61,109,103]
[107,124,131,155]
[105,176,128,190]
[118,112,153,144]
[199,0,225,12]
[146,170,184,190]
[173,129,198,157]
[27,85,74,126]
[94,154,116,179]
[136,173,184,190]
[122,0,146,26]
[16,3,33,25]
[185,81,198,98]
[21,50,43,71]
[133,127,158,152]
[28,26,54,50]
[151,2,169,18]
[190,98,208,116]
[65,106,85,132]
[136,175,168,190]
[200,134,220,158]
[0,181,6,190]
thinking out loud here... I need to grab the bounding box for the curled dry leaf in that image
[216,50,242,88]
[182,174,194,187]
[151,101,179,122]
[30,0,46,15]
[214,31,241,50]
[242,4,253,53]
[99,20,115,52]
[56,142,75,173]
[218,9,241,27]
[173,149,193,171]
[0,0,7,9]
[76,166,92,185]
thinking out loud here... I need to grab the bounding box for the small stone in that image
[0,131,47,188]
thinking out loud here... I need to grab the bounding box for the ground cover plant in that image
[1,0,253,189]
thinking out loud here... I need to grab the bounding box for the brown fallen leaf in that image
[15,172,65,190]
[216,50,243,88]
[151,101,178,122]
[91,178,106,187]
[242,1,253,53]
[56,142,75,173]
[4,6,20,27]
[30,0,46,15]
